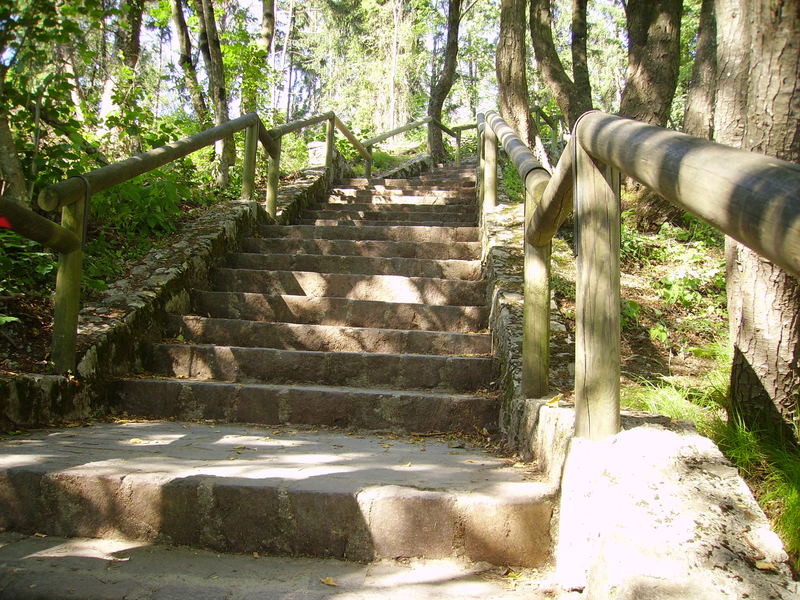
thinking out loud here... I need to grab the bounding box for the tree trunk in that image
[195,0,233,185]
[0,115,29,208]
[715,0,800,440]
[618,0,683,127]
[497,0,535,148]
[570,0,591,108]
[427,0,461,163]
[683,0,716,138]
[261,0,276,55]
[172,0,210,124]
[528,0,592,128]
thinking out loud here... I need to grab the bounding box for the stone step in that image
[112,379,497,432]
[337,178,476,189]
[144,344,496,392]
[240,238,481,260]
[326,193,473,205]
[210,269,486,305]
[166,315,492,355]
[259,224,479,243]
[331,187,475,199]
[228,253,481,280]
[0,422,554,566]
[302,209,476,225]
[299,219,477,227]
[192,292,488,332]
[313,201,476,214]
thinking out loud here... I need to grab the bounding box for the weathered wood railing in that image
[361,116,463,176]
[479,109,800,441]
[3,110,458,373]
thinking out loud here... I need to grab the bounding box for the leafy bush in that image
[0,231,57,297]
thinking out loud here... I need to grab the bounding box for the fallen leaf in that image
[129,438,144,444]
[252,552,260,559]
[33,532,47,538]
[545,394,563,407]
[320,577,339,587]
[233,445,248,450]
[754,560,779,572]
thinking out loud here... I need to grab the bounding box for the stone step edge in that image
[113,378,499,434]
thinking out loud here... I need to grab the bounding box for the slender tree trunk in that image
[427,0,462,162]
[618,0,683,126]
[261,0,276,54]
[389,0,401,130]
[714,0,800,440]
[276,0,295,115]
[570,0,591,106]
[528,0,592,128]
[195,0,233,185]
[683,0,716,138]
[172,0,210,124]
[0,116,28,207]
[497,0,535,148]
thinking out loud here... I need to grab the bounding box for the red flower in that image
[0,216,11,229]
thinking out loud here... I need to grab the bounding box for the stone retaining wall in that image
[0,152,354,428]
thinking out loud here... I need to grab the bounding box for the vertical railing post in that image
[266,135,281,218]
[51,196,86,373]
[240,124,258,201]
[455,130,462,164]
[325,117,335,170]
[477,125,485,213]
[483,122,497,214]
[522,171,552,397]
[574,140,621,441]
[365,146,373,179]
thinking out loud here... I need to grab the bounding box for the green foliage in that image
[0,230,56,297]
[620,210,666,266]
[500,158,524,203]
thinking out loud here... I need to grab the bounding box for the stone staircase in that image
[0,162,557,573]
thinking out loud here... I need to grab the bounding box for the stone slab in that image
[0,423,555,566]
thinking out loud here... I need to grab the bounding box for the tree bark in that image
[171,0,210,124]
[715,0,800,440]
[427,0,462,162]
[618,0,683,127]
[194,0,234,185]
[497,0,535,148]
[528,0,592,128]
[0,115,29,208]
[683,0,716,138]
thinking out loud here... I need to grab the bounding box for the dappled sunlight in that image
[23,537,148,562]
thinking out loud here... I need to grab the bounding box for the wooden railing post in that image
[365,146,373,178]
[483,123,497,214]
[325,117,335,169]
[455,130,462,164]
[477,127,485,212]
[522,171,552,398]
[51,195,86,373]
[574,141,621,440]
[240,124,258,201]
[266,135,281,217]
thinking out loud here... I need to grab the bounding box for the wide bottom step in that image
[0,532,567,600]
[0,422,555,567]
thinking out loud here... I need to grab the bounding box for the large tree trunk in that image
[497,0,535,147]
[618,0,682,126]
[683,0,716,138]
[194,0,234,185]
[427,0,461,163]
[715,0,800,440]
[528,0,592,128]
[171,0,210,124]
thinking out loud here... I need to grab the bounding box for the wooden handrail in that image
[39,112,265,211]
[0,199,80,253]
[481,107,800,442]
[576,111,800,278]
[333,117,370,160]
[363,117,431,147]
[269,111,335,138]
